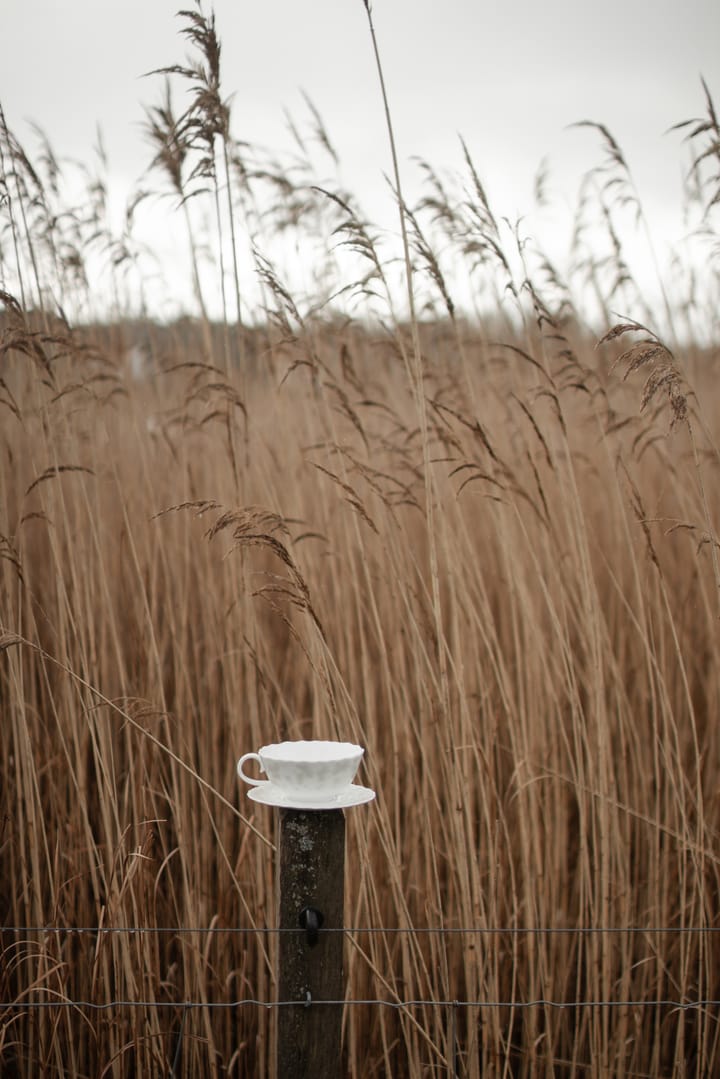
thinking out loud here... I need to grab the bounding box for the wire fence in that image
[4,997,719,1011]
[3,923,718,1076]
[3,923,718,1013]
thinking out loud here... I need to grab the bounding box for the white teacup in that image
[237,740,364,803]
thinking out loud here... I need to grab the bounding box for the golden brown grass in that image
[1,308,718,1075]
[1,8,719,1076]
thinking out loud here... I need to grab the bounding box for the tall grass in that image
[1,5,719,1075]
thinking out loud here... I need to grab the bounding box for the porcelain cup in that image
[237,740,364,803]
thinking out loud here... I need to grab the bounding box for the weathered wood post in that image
[237,739,375,1079]
[277,808,345,1079]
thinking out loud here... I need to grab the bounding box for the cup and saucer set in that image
[237,740,376,810]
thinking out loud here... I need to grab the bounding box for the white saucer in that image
[247,783,376,810]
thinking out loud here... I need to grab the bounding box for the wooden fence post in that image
[277,808,346,1079]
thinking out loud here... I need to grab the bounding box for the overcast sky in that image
[2,0,719,322]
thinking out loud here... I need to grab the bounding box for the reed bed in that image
[1,5,719,1075]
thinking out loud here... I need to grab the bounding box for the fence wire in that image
[5,924,719,935]
[2,923,717,1013]
[2,998,718,1011]
[3,925,717,1079]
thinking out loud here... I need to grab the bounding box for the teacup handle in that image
[237,752,266,786]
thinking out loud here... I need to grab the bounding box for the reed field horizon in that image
[1,4,719,1075]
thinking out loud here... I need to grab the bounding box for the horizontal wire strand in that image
[2,998,717,1011]
[3,925,719,935]
[5,926,715,1017]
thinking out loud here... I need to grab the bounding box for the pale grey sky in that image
[2,0,718,321]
